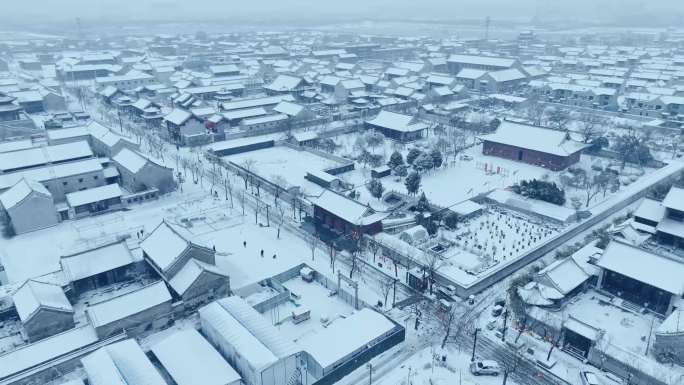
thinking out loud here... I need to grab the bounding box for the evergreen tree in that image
[388,151,404,169]
[406,148,422,165]
[415,192,430,212]
[405,171,421,196]
[367,179,385,200]
[430,148,443,169]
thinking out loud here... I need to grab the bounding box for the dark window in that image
[62,181,68,186]
[94,175,99,180]
[78,178,84,183]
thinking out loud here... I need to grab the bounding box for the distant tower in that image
[484,16,491,41]
[75,17,83,39]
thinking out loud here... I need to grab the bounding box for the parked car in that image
[580,371,600,385]
[469,360,501,376]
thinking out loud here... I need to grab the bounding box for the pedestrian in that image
[212,245,216,252]
[243,241,247,248]
[260,249,264,257]
[273,254,276,259]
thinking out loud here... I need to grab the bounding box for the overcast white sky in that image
[3,0,683,26]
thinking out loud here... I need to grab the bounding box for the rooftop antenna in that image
[484,16,491,41]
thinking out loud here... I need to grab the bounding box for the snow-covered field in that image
[225,146,342,196]
[437,208,561,280]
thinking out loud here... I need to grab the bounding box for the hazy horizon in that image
[3,0,684,28]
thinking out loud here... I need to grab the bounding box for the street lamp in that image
[471,327,481,362]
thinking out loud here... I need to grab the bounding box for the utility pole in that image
[501,309,509,342]
[484,16,491,41]
[645,315,656,356]
[471,328,480,362]
[366,363,372,384]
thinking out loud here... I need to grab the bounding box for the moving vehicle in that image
[580,371,601,385]
[469,360,501,376]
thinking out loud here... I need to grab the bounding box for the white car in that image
[469,360,501,376]
[580,371,601,385]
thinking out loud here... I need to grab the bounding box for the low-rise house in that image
[365,110,428,142]
[85,281,173,338]
[0,158,106,203]
[164,108,208,146]
[263,74,307,94]
[65,183,123,219]
[311,190,384,237]
[273,101,314,120]
[95,70,155,90]
[239,113,289,133]
[210,64,240,77]
[447,54,521,73]
[221,94,295,113]
[0,141,93,174]
[112,148,175,194]
[0,325,101,384]
[596,241,684,316]
[60,240,136,296]
[199,297,302,385]
[142,221,229,306]
[151,328,242,385]
[81,339,167,385]
[0,178,59,234]
[479,120,588,171]
[0,93,22,122]
[12,280,74,342]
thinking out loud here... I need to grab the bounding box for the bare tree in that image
[180,157,190,178]
[367,237,380,264]
[501,349,523,385]
[238,191,246,216]
[580,172,602,208]
[447,126,467,162]
[577,113,605,143]
[424,251,443,295]
[547,107,571,131]
[379,275,395,309]
[221,170,233,207]
[308,231,319,261]
[525,94,546,126]
[274,205,285,239]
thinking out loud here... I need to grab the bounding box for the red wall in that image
[482,141,580,171]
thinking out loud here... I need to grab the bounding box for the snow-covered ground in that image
[374,346,518,385]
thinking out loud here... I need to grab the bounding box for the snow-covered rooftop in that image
[65,183,122,208]
[12,279,73,322]
[297,308,396,369]
[60,240,134,283]
[663,186,684,212]
[366,110,427,133]
[151,328,242,385]
[0,178,51,209]
[480,120,589,157]
[0,325,98,381]
[0,141,93,173]
[597,241,684,295]
[86,281,171,328]
[82,339,166,385]
[112,148,151,174]
[140,221,193,272]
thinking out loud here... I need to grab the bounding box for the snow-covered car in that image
[580,371,600,385]
[469,360,501,376]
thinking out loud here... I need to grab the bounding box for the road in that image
[474,335,571,385]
